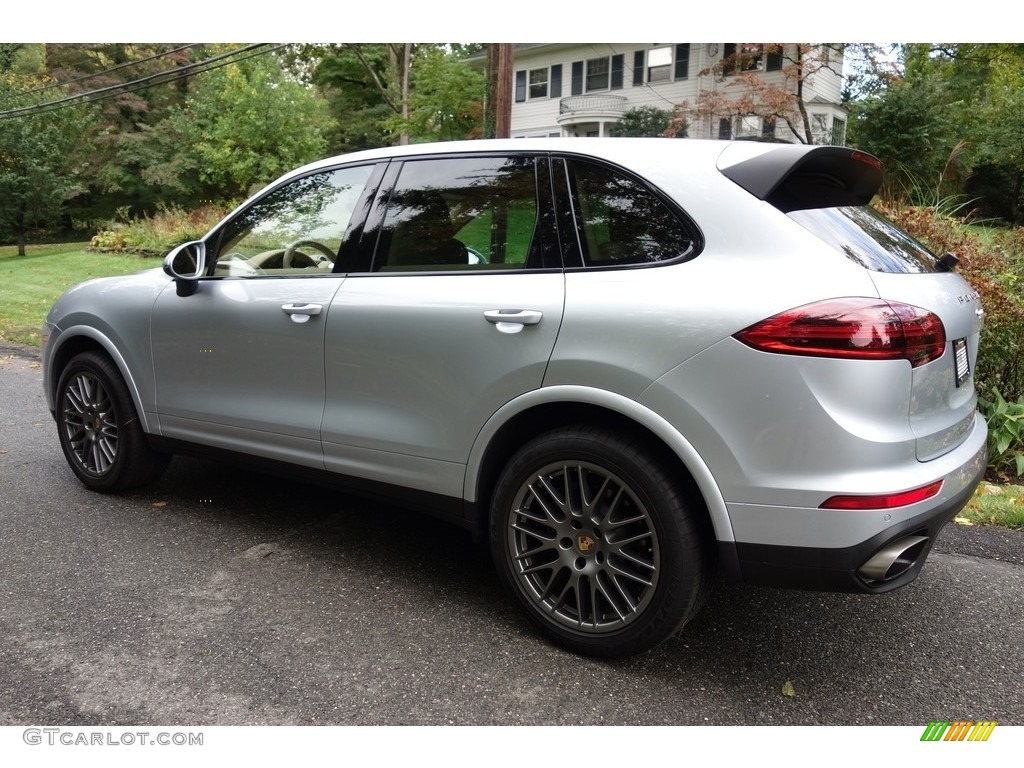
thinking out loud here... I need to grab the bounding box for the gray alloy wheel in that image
[491,426,712,657]
[505,459,661,633]
[56,351,170,492]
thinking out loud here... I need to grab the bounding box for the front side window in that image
[212,165,375,276]
[375,156,542,272]
[565,159,697,267]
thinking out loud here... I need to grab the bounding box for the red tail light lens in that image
[735,298,945,367]
[820,480,943,510]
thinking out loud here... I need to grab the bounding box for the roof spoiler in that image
[719,144,884,213]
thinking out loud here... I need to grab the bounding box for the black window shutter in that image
[674,44,689,79]
[571,61,583,95]
[611,54,624,89]
[515,70,526,103]
[550,64,562,98]
[723,43,736,75]
[766,46,783,71]
[633,51,644,85]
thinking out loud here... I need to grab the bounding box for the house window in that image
[529,68,548,99]
[811,113,830,144]
[723,43,763,75]
[735,115,762,139]
[586,57,609,91]
[831,117,847,145]
[762,116,776,139]
[647,46,672,83]
[718,118,732,139]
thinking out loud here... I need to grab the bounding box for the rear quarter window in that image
[788,205,939,274]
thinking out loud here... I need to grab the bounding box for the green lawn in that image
[958,483,1024,529]
[0,244,162,347]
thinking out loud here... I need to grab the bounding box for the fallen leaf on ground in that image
[782,680,796,697]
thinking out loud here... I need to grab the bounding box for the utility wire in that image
[15,44,199,98]
[0,44,284,120]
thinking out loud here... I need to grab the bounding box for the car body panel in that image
[320,271,565,498]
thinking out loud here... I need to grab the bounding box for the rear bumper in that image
[718,424,987,593]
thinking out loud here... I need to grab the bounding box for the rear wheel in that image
[490,425,712,657]
[56,351,170,492]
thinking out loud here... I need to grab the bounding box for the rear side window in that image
[374,156,542,271]
[565,159,697,267]
[789,205,939,274]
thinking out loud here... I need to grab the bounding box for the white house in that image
[507,43,848,145]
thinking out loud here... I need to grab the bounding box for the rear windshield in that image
[788,205,939,274]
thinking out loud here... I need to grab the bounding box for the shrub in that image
[88,203,231,256]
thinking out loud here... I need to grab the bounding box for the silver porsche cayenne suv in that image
[42,138,988,657]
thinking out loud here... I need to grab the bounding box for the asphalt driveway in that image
[1,343,1022,726]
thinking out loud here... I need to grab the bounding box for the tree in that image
[145,50,334,201]
[848,72,956,202]
[0,64,92,254]
[387,46,484,142]
[608,106,679,138]
[288,44,485,150]
[669,44,844,144]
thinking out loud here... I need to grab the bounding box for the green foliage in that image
[848,73,957,202]
[977,391,1024,479]
[608,106,678,138]
[178,53,333,198]
[0,72,93,253]
[959,483,1024,528]
[89,203,230,254]
[386,46,484,143]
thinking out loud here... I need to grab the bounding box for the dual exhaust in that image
[858,535,930,584]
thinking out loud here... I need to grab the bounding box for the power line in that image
[0,44,286,121]
[15,44,198,98]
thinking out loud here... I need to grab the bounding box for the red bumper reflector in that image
[820,480,944,510]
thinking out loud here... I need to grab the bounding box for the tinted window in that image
[789,205,939,274]
[212,166,374,275]
[375,156,540,271]
[566,159,696,267]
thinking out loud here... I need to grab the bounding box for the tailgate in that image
[869,271,983,460]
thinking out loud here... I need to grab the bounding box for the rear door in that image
[319,153,565,499]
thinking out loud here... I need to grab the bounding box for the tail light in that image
[821,480,943,510]
[734,298,945,368]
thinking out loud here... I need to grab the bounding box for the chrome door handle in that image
[281,303,323,324]
[484,309,543,326]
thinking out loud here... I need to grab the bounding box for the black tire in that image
[55,351,170,492]
[490,425,714,657]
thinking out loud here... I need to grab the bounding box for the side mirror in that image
[163,241,207,297]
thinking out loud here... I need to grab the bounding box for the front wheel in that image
[55,351,170,492]
[490,426,713,657]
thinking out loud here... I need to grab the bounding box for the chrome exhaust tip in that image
[858,535,930,583]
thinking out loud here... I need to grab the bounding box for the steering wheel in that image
[284,239,335,269]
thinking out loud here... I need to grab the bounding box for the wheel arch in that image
[465,386,733,545]
[46,328,154,434]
